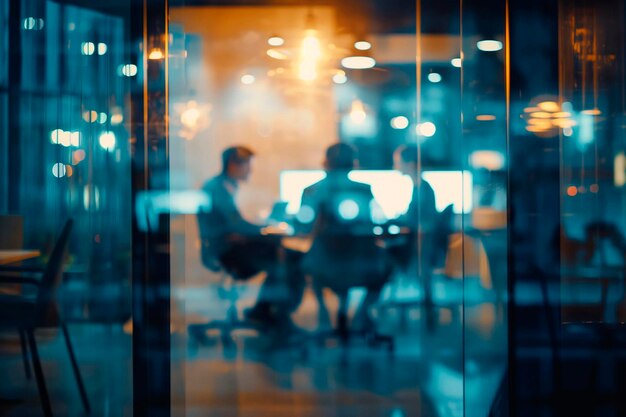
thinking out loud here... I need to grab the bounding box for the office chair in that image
[188,216,263,349]
[378,204,454,332]
[0,219,90,417]
[306,235,395,352]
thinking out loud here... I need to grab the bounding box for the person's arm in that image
[294,187,317,235]
[419,181,438,233]
[212,182,262,236]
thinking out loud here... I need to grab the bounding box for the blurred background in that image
[0,0,625,416]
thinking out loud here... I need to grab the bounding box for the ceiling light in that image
[354,41,371,51]
[240,74,255,85]
[267,49,288,60]
[390,116,409,130]
[341,56,376,69]
[332,72,347,84]
[428,72,442,83]
[268,36,284,46]
[477,40,503,52]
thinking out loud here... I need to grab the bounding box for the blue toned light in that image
[577,113,594,150]
[427,72,442,83]
[135,190,211,232]
[338,199,360,220]
[23,17,44,30]
[373,226,383,235]
[388,225,401,235]
[296,205,315,224]
[97,43,108,56]
[81,42,95,56]
[477,39,503,52]
[118,64,138,77]
[52,163,66,178]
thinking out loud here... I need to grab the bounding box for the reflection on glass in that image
[1,0,134,415]
[166,0,509,415]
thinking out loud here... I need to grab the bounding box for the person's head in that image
[323,143,358,172]
[393,144,419,177]
[221,146,254,181]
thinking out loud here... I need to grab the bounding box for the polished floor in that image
[0,273,506,417]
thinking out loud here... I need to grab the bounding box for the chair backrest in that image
[196,210,223,272]
[36,219,73,325]
[0,215,24,250]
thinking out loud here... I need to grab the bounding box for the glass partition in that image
[460,1,509,416]
[0,0,135,414]
[166,1,509,416]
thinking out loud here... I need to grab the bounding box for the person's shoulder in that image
[349,179,373,194]
[202,174,225,191]
[303,179,324,196]
[420,178,435,193]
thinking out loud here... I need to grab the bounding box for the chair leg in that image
[26,330,53,417]
[337,295,349,342]
[61,324,91,414]
[19,329,32,379]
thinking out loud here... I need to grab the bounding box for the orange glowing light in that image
[566,186,577,197]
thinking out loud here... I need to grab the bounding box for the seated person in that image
[297,143,391,332]
[391,145,441,329]
[391,144,439,269]
[198,146,304,328]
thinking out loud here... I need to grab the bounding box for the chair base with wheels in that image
[187,273,263,350]
[309,288,395,353]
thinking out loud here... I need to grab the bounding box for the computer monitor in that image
[279,170,472,220]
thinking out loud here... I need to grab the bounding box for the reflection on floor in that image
[179,272,507,417]
[0,325,132,417]
[0,275,506,417]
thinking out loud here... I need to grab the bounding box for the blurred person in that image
[392,144,440,328]
[297,143,391,333]
[198,146,305,330]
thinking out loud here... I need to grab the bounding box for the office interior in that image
[0,0,625,416]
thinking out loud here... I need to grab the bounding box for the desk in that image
[0,250,41,265]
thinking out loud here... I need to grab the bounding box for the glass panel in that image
[164,1,512,416]
[507,0,626,415]
[558,0,626,324]
[460,1,509,416]
[0,0,134,414]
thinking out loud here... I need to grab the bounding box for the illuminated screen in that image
[280,170,472,218]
